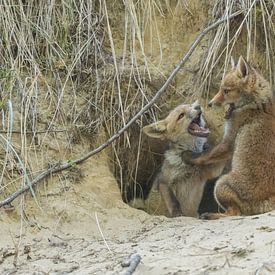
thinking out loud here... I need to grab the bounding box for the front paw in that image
[200,212,224,220]
[203,142,211,151]
[185,157,203,166]
[199,212,211,220]
[192,158,205,166]
[184,158,196,165]
[171,209,183,217]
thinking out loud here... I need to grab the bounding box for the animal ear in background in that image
[143,120,167,139]
[230,56,236,69]
[236,56,249,78]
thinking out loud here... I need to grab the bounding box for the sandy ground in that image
[1,154,275,275]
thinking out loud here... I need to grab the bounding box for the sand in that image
[1,153,275,275]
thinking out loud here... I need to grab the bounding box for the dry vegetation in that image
[0,0,274,210]
[0,1,275,274]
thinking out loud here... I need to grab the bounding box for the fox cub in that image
[191,56,275,220]
[143,101,225,217]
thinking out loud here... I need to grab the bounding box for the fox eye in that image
[224,89,230,95]
[178,113,185,120]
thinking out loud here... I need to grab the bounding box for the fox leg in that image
[159,182,182,217]
[191,141,232,166]
[181,148,229,166]
[200,207,241,220]
[200,173,242,220]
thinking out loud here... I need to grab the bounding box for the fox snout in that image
[191,100,202,113]
[208,90,224,107]
[208,100,221,107]
[194,104,201,112]
[189,104,202,120]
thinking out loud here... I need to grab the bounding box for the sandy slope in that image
[1,155,275,275]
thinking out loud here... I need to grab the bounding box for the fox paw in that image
[199,212,211,220]
[171,209,183,217]
[191,156,209,165]
[203,142,211,151]
[200,212,224,220]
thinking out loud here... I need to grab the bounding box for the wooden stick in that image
[0,11,243,208]
[123,254,141,275]
[0,129,67,134]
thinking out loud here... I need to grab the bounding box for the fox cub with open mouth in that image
[143,101,225,217]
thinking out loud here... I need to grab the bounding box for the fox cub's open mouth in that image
[188,113,210,138]
[224,103,235,119]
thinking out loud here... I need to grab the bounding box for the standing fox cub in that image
[191,56,275,220]
[143,101,225,217]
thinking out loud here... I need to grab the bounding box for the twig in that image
[0,129,67,134]
[122,254,141,275]
[95,212,112,254]
[0,11,243,208]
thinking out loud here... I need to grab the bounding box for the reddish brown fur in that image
[210,90,225,105]
[192,56,275,220]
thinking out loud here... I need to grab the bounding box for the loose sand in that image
[1,153,275,275]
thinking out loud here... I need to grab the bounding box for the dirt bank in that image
[2,208,275,274]
[1,152,275,274]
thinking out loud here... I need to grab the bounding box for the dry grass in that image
[0,0,274,207]
[198,0,275,98]
[0,0,107,204]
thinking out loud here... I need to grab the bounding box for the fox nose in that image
[194,105,201,112]
[208,101,213,107]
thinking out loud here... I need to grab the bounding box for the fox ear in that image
[236,56,249,78]
[143,120,167,139]
[230,56,236,69]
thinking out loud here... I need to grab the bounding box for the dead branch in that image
[0,129,67,134]
[0,11,243,208]
[122,254,141,275]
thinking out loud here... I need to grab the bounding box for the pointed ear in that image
[236,56,249,78]
[230,56,236,69]
[143,120,167,139]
